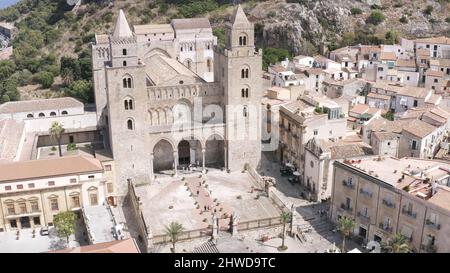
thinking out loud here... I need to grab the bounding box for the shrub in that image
[446,17,450,23]
[399,16,408,24]
[424,5,433,15]
[67,143,77,151]
[366,10,385,25]
[350,8,362,15]
[51,146,57,152]
[34,71,54,89]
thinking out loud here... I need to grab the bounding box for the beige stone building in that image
[0,155,112,231]
[93,6,263,197]
[330,156,450,252]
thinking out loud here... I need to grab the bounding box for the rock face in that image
[246,0,450,55]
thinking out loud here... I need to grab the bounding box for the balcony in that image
[357,212,370,221]
[5,209,41,218]
[342,180,355,189]
[382,199,396,208]
[378,222,393,233]
[402,207,417,219]
[340,203,352,212]
[425,219,441,230]
[359,188,373,198]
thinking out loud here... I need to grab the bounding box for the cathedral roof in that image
[113,9,133,38]
[231,4,251,28]
[171,18,211,30]
[145,55,204,86]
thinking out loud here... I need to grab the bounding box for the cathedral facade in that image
[92,6,263,196]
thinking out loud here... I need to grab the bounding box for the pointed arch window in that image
[127,119,134,130]
[241,68,249,78]
[243,106,248,117]
[124,99,133,110]
[207,59,212,72]
[123,49,127,56]
[241,88,249,98]
[123,61,127,67]
[123,76,132,88]
[239,35,247,46]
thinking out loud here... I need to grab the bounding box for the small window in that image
[16,184,23,190]
[28,183,35,188]
[105,164,112,171]
[127,119,134,130]
[123,61,127,67]
[50,199,59,211]
[5,186,11,191]
[88,175,95,179]
[50,112,56,116]
[48,181,55,186]
[243,106,248,117]
[61,111,68,115]
[434,79,438,83]
[123,49,127,55]
[314,129,318,136]
[38,113,45,117]
[70,178,77,184]
[27,114,34,118]
[107,183,114,193]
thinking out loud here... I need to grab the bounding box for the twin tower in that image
[92,5,263,196]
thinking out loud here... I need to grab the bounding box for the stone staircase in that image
[192,240,220,253]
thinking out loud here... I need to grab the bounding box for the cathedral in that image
[92,5,263,196]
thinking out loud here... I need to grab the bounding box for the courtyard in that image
[133,169,282,237]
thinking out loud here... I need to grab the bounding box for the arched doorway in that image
[153,139,175,173]
[205,134,224,168]
[177,138,202,168]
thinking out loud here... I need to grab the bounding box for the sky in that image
[0,0,20,10]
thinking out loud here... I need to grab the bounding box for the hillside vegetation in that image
[0,0,449,103]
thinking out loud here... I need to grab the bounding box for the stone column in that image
[173,150,178,177]
[202,148,206,173]
[231,212,239,237]
[224,143,228,170]
[212,213,218,239]
[149,153,154,181]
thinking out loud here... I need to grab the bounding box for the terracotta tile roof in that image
[426,69,444,78]
[428,187,450,210]
[372,131,399,142]
[380,51,397,61]
[367,92,390,100]
[350,104,370,115]
[134,24,173,34]
[0,155,103,182]
[430,58,450,67]
[416,48,430,57]
[415,36,450,45]
[48,238,140,253]
[270,64,288,73]
[0,119,24,161]
[0,97,83,114]
[171,18,211,30]
[396,58,416,68]
[402,119,437,138]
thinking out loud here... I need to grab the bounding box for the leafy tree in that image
[53,211,77,245]
[263,47,291,70]
[381,233,412,253]
[63,80,94,103]
[382,110,394,121]
[400,16,408,24]
[338,216,355,253]
[0,78,19,103]
[279,211,291,251]
[341,32,356,47]
[34,71,54,89]
[165,222,184,253]
[366,10,385,25]
[385,30,400,44]
[213,27,226,50]
[299,40,318,56]
[49,122,65,157]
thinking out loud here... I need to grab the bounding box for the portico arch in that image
[205,134,225,169]
[152,139,175,173]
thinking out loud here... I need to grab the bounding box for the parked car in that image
[40,226,49,236]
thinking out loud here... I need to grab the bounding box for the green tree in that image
[0,78,19,103]
[381,233,412,253]
[382,110,394,121]
[338,216,355,252]
[263,47,291,70]
[35,71,54,89]
[165,222,184,253]
[53,211,77,245]
[63,80,94,103]
[366,10,385,25]
[299,40,318,56]
[424,5,433,15]
[385,30,400,44]
[49,122,65,157]
[341,32,356,47]
[278,211,291,251]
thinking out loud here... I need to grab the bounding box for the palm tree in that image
[338,216,355,253]
[165,222,184,253]
[49,122,65,157]
[382,233,412,253]
[278,211,291,251]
